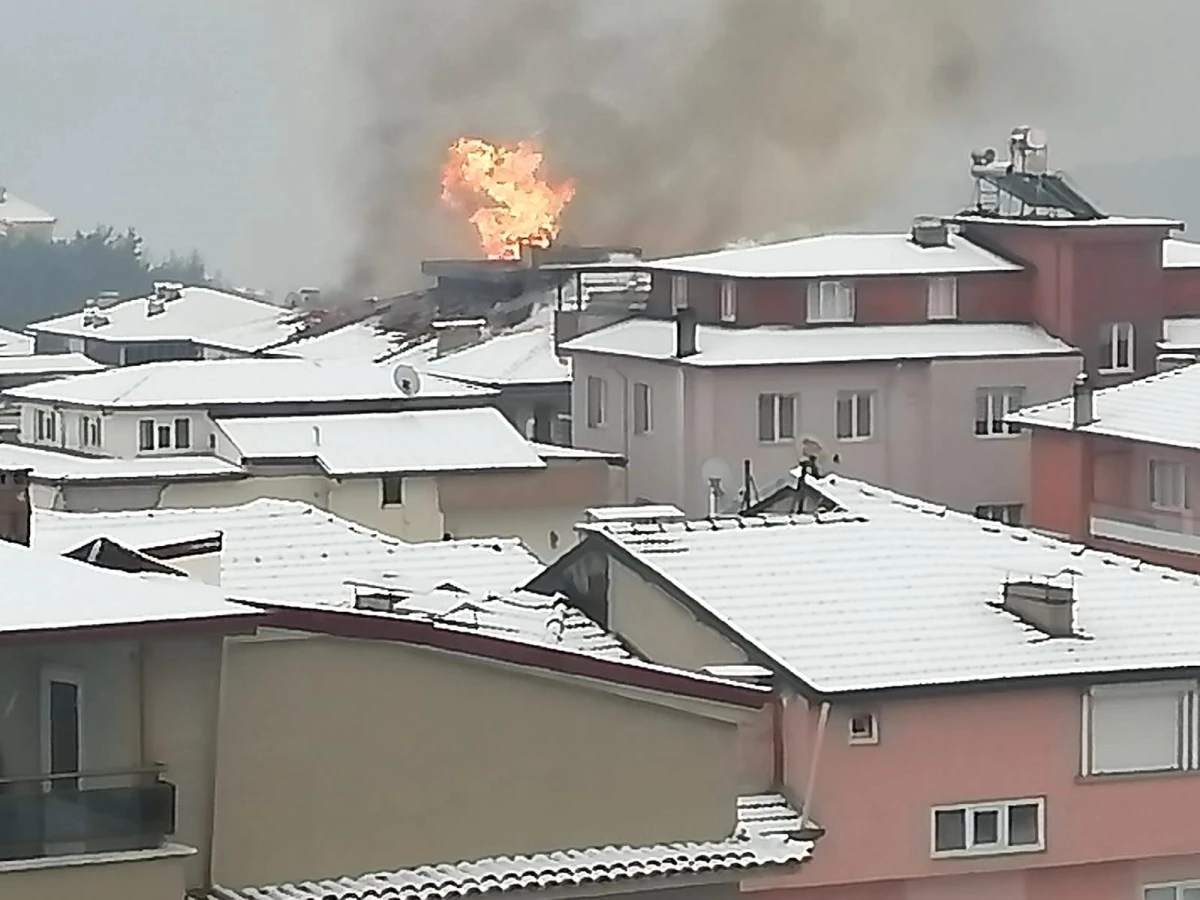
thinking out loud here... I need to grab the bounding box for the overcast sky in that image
[0,0,1196,296]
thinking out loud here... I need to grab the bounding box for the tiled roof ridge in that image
[1016,363,1196,422]
[591,509,866,537]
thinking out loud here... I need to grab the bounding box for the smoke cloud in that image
[342,0,1046,295]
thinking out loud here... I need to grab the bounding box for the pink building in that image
[531,476,1200,900]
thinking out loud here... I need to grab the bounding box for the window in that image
[836,390,874,440]
[975,504,1023,526]
[138,419,155,451]
[931,798,1044,857]
[848,712,878,745]
[633,382,652,435]
[720,280,738,323]
[585,376,607,428]
[34,408,58,443]
[1150,460,1188,511]
[1101,322,1135,372]
[156,424,171,449]
[1146,882,1200,900]
[671,275,689,311]
[381,476,404,507]
[40,666,84,794]
[78,415,101,449]
[174,417,191,450]
[806,281,855,323]
[927,277,958,320]
[757,393,797,443]
[1084,681,1199,776]
[974,387,1024,437]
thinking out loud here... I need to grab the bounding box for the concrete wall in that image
[0,850,189,900]
[210,633,742,888]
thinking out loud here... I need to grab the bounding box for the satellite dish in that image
[700,457,734,516]
[391,364,422,397]
[1026,127,1048,150]
[798,437,839,478]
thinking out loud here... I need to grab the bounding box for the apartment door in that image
[39,667,83,791]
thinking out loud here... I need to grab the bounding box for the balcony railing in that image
[1090,502,1200,555]
[0,766,175,862]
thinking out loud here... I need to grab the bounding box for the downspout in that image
[676,365,686,511]
[771,692,786,788]
[798,701,831,832]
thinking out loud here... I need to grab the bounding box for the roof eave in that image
[0,611,264,647]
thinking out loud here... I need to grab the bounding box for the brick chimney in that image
[0,468,32,546]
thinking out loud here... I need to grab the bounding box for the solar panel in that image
[981,172,1102,219]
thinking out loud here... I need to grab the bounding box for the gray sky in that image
[0,0,1196,297]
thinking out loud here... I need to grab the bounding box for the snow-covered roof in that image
[280,318,418,364]
[33,498,543,608]
[1,539,258,636]
[587,474,1200,693]
[954,214,1182,230]
[425,311,570,386]
[1010,364,1200,449]
[4,357,492,409]
[0,443,243,483]
[0,353,105,376]
[200,793,811,900]
[561,320,1076,367]
[638,233,1022,279]
[1163,238,1200,269]
[0,326,33,357]
[1161,318,1200,351]
[531,443,624,463]
[0,191,55,225]
[217,408,546,476]
[27,287,298,353]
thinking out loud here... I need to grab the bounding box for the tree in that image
[0,226,217,328]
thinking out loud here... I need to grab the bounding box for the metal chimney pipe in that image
[1072,373,1094,429]
[675,308,697,359]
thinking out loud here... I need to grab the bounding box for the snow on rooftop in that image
[638,232,1022,279]
[0,539,258,635]
[201,793,810,900]
[532,443,623,463]
[0,443,243,483]
[954,214,1183,229]
[1164,238,1200,269]
[217,408,546,475]
[33,498,543,609]
[4,357,492,408]
[1010,364,1200,450]
[0,353,105,376]
[561,320,1076,367]
[1161,318,1200,351]
[0,326,33,357]
[425,311,570,386]
[0,191,55,225]
[589,474,1200,693]
[280,318,415,364]
[27,287,298,353]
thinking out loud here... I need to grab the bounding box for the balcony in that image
[0,767,175,862]
[1090,503,1200,556]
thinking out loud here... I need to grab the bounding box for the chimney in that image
[1001,579,1076,638]
[1072,373,1094,428]
[147,296,166,317]
[433,318,487,358]
[675,308,698,358]
[0,468,32,546]
[82,298,101,327]
[910,216,950,249]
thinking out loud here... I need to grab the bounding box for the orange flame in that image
[441,137,576,260]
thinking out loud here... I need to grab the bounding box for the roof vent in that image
[152,282,183,303]
[1001,576,1077,638]
[910,216,949,248]
[1071,373,1094,429]
[147,296,166,317]
[353,592,396,613]
[82,298,102,327]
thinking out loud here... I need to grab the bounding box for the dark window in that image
[382,476,404,507]
[1007,804,1040,846]
[972,809,1000,846]
[174,418,191,450]
[933,809,966,852]
[138,419,155,451]
[47,679,80,792]
[156,424,171,449]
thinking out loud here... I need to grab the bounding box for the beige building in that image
[0,477,811,900]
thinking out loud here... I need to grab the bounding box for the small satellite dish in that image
[392,364,422,397]
[1026,127,1048,150]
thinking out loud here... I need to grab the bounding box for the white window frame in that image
[848,712,878,745]
[835,390,874,441]
[1082,681,1199,777]
[1150,459,1188,512]
[78,415,102,449]
[381,475,405,507]
[670,275,689,311]
[1145,881,1200,900]
[757,393,797,444]
[806,281,855,323]
[974,504,1023,526]
[720,280,738,323]
[974,386,1025,437]
[926,276,958,320]
[138,418,155,452]
[173,417,191,450]
[632,382,652,435]
[929,797,1045,858]
[1101,322,1135,373]
[585,376,607,429]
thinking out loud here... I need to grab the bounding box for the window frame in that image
[848,712,878,745]
[806,280,856,324]
[929,797,1046,859]
[174,417,191,450]
[1150,459,1188,512]
[381,475,405,507]
[1082,681,1199,776]
[974,386,1025,438]
[585,376,607,429]
[835,390,874,441]
[78,415,102,449]
[632,382,653,436]
[926,276,959,320]
[720,280,738,323]
[670,275,689,311]
[1100,321,1135,373]
[1145,881,1200,900]
[757,393,797,444]
[138,419,155,452]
